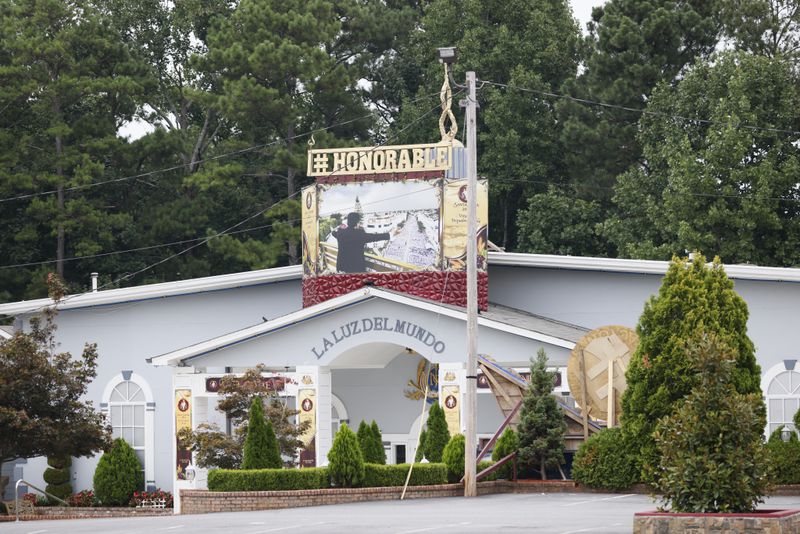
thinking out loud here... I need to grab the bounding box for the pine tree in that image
[621,254,762,483]
[327,423,365,488]
[369,421,386,465]
[517,349,566,480]
[241,397,282,469]
[492,428,520,479]
[356,421,372,462]
[415,429,428,462]
[424,402,450,463]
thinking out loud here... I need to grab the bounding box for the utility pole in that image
[463,69,478,498]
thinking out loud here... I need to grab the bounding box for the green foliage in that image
[415,429,427,463]
[177,424,242,470]
[765,427,800,485]
[362,463,448,488]
[492,428,520,479]
[653,335,768,513]
[424,403,450,463]
[442,434,465,483]
[607,53,800,266]
[44,455,72,502]
[571,428,640,490]
[477,460,499,482]
[517,349,566,479]
[369,421,387,465]
[0,282,109,464]
[621,254,762,483]
[327,423,365,488]
[795,408,800,431]
[93,438,143,506]
[242,397,282,470]
[357,421,371,461]
[208,467,330,491]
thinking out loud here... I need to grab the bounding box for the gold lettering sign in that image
[175,389,192,480]
[298,389,317,468]
[307,143,453,176]
[442,179,489,271]
[442,385,460,436]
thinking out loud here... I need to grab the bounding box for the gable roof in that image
[3,251,800,316]
[148,287,586,367]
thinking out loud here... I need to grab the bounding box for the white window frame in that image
[762,363,800,437]
[101,372,155,490]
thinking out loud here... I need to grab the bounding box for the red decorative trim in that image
[302,271,488,310]
[315,171,444,184]
[634,509,800,518]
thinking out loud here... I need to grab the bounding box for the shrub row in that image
[207,463,448,492]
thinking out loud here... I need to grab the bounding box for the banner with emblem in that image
[298,389,316,467]
[442,179,488,271]
[441,385,461,436]
[302,185,318,276]
[175,389,192,480]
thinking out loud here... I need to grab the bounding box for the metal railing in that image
[13,478,68,522]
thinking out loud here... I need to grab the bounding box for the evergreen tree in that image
[442,434,466,482]
[621,254,762,483]
[424,402,450,463]
[356,421,372,462]
[242,396,282,469]
[517,349,566,480]
[327,423,365,488]
[43,456,72,502]
[93,438,143,505]
[654,334,768,512]
[369,421,386,465]
[491,428,520,479]
[415,429,428,462]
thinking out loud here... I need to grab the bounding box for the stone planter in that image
[633,509,800,533]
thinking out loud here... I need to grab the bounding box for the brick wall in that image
[633,510,800,533]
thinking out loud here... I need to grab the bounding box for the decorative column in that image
[296,366,332,467]
[316,366,333,466]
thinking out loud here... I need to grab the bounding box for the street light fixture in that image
[437,47,458,65]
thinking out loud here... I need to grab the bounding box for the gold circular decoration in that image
[567,325,639,423]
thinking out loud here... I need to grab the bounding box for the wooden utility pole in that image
[464,70,478,498]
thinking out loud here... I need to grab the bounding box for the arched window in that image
[331,394,348,437]
[763,364,800,436]
[101,372,155,490]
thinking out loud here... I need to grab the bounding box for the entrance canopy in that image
[148,287,587,370]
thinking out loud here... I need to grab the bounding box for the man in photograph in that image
[333,212,393,272]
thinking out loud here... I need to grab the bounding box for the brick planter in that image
[0,506,173,521]
[633,509,800,533]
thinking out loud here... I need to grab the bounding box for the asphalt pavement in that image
[4,493,800,534]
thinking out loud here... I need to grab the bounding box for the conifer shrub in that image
[765,426,800,485]
[415,429,428,462]
[442,434,465,482]
[518,349,566,479]
[653,334,768,513]
[369,421,386,464]
[208,467,330,491]
[44,455,72,502]
[571,427,640,490]
[242,397,282,469]
[327,423,365,487]
[622,255,762,484]
[93,438,143,505]
[424,403,450,463]
[477,460,499,481]
[356,421,372,462]
[491,428,519,479]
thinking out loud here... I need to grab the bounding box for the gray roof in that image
[0,325,13,339]
[483,303,589,343]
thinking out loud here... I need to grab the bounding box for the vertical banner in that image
[175,389,192,480]
[441,179,489,271]
[301,185,318,276]
[441,385,461,436]
[298,389,317,467]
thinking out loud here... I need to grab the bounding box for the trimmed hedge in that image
[207,463,448,491]
[572,427,640,491]
[208,467,330,491]
[362,463,447,487]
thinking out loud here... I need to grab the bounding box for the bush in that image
[93,438,143,506]
[357,421,372,461]
[242,397,282,469]
[208,468,330,491]
[129,489,174,508]
[492,428,519,479]
[67,490,96,507]
[425,403,450,463]
[765,426,800,485]
[369,421,386,464]
[653,335,768,513]
[327,423,365,488]
[362,463,448,487]
[572,427,640,491]
[477,460,499,482]
[415,429,427,462]
[442,434,465,482]
[44,455,72,502]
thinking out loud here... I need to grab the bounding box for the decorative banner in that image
[302,186,318,276]
[442,179,489,271]
[404,360,439,403]
[307,142,453,177]
[175,389,192,480]
[205,376,287,393]
[298,389,316,468]
[441,385,460,436]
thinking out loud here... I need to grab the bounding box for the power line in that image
[0,90,447,204]
[478,79,800,137]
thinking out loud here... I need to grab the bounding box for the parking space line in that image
[394,521,471,534]
[562,494,635,507]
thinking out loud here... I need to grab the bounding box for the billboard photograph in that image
[316,180,442,274]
